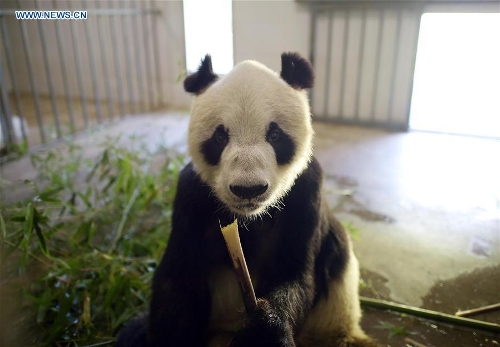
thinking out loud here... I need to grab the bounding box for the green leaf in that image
[34,224,49,257]
[24,202,35,240]
[33,208,49,222]
[388,326,408,339]
[23,179,36,191]
[374,321,408,339]
[10,213,26,222]
[0,213,6,239]
[37,290,52,324]
[38,186,63,202]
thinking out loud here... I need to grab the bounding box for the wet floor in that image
[360,267,500,346]
[2,113,499,346]
[315,122,499,346]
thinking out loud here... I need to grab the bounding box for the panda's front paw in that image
[230,299,295,347]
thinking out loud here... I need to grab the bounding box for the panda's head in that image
[185,52,314,219]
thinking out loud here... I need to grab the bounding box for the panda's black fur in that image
[116,53,378,347]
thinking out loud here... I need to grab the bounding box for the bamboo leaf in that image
[38,186,64,202]
[34,224,49,257]
[24,203,34,240]
[0,213,6,239]
[37,290,52,324]
[10,214,26,222]
[82,292,91,326]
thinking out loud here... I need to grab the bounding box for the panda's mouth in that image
[238,202,259,210]
[236,202,259,211]
[231,200,266,216]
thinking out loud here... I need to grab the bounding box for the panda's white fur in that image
[188,60,313,218]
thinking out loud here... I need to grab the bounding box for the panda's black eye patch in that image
[201,125,229,166]
[266,122,295,165]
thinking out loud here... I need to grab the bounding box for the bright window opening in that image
[410,13,500,138]
[183,0,234,74]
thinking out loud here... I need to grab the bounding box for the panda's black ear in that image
[280,52,314,90]
[184,55,218,94]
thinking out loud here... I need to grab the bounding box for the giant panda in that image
[116,53,378,347]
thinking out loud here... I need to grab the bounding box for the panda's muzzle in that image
[229,184,268,200]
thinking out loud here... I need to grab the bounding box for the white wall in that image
[232,0,310,72]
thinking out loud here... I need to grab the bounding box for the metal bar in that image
[18,16,46,143]
[150,0,163,108]
[34,0,62,139]
[67,0,90,128]
[95,0,115,120]
[308,9,318,110]
[387,9,403,122]
[141,2,154,110]
[0,66,15,146]
[119,0,136,114]
[0,16,27,141]
[370,9,385,121]
[302,1,500,10]
[354,9,367,120]
[405,8,424,130]
[338,10,350,119]
[323,12,334,118]
[52,0,76,133]
[313,115,408,131]
[131,0,145,113]
[108,0,126,117]
[81,0,103,123]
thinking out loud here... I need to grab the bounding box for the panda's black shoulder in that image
[289,157,350,294]
[173,162,215,216]
[176,162,204,194]
[285,157,323,206]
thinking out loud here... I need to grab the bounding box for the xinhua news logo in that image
[15,10,87,20]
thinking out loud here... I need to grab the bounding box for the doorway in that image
[410,13,500,138]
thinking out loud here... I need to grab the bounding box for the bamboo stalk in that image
[456,303,500,317]
[404,337,429,347]
[220,219,257,313]
[360,297,500,334]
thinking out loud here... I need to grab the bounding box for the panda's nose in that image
[230,184,268,200]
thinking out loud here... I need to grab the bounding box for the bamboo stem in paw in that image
[220,219,257,314]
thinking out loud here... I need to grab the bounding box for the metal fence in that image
[307,1,424,131]
[304,0,500,131]
[0,0,164,155]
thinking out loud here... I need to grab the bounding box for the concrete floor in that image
[315,124,500,307]
[2,112,499,345]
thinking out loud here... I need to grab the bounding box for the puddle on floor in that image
[422,265,500,324]
[360,266,500,346]
[326,174,396,224]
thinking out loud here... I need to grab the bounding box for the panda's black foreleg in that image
[230,278,314,347]
[148,273,210,346]
[115,315,150,347]
[147,231,211,345]
[147,164,213,346]
[229,298,294,347]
